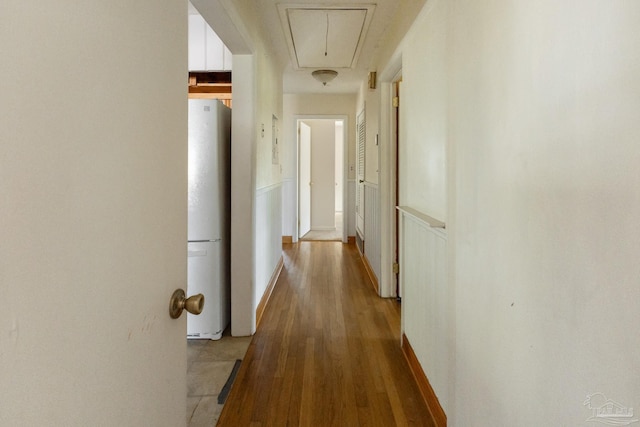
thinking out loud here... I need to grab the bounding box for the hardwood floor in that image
[217,242,435,426]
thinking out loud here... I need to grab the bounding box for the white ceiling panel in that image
[278,4,376,70]
[289,9,366,68]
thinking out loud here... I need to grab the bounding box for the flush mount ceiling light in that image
[312,69,338,86]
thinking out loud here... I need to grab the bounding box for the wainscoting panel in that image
[281,178,295,239]
[399,208,449,413]
[364,182,381,284]
[347,179,356,238]
[255,183,283,313]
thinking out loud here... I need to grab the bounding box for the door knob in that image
[169,289,204,319]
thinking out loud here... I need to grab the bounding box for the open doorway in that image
[186,2,253,424]
[378,65,403,300]
[298,118,345,242]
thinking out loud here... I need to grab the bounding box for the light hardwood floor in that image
[217,242,436,426]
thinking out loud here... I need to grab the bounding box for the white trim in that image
[378,69,402,298]
[363,181,378,189]
[397,206,446,231]
[256,181,282,196]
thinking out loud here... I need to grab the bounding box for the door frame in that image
[378,63,402,298]
[293,115,348,243]
[298,121,312,238]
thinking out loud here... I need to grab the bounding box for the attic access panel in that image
[278,4,376,70]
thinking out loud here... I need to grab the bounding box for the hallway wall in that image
[388,0,452,413]
[451,1,640,424]
[198,0,284,336]
[251,16,284,331]
[372,0,640,425]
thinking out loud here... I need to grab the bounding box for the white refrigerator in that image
[187,99,231,340]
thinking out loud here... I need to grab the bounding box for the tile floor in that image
[187,332,252,426]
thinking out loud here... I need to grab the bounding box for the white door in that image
[299,121,312,237]
[309,120,336,230]
[0,2,187,425]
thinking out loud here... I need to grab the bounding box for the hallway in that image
[217,242,435,426]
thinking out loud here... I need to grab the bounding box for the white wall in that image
[0,1,187,425]
[393,2,452,412]
[254,184,282,313]
[255,54,283,189]
[248,9,283,336]
[375,1,640,425]
[251,37,284,329]
[399,1,447,222]
[229,54,257,336]
[200,0,283,336]
[282,95,356,181]
[451,1,640,424]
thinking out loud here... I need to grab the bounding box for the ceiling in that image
[190,1,401,94]
[278,5,375,70]
[257,1,401,94]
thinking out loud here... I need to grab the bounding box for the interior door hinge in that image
[393,262,399,275]
[392,96,399,108]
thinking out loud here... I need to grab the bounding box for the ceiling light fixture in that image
[312,69,338,86]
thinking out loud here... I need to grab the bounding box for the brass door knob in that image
[169,289,204,319]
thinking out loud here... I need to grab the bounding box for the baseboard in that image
[347,236,356,245]
[358,247,379,295]
[256,256,284,328]
[282,236,293,244]
[402,334,447,427]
